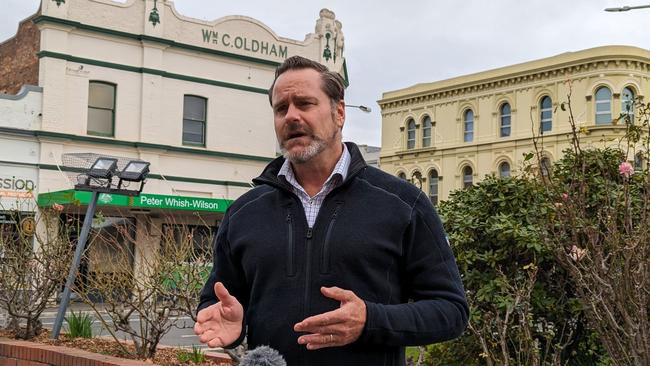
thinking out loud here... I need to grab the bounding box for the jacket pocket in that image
[320,204,341,274]
[286,212,296,277]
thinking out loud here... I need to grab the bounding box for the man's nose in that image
[284,103,300,122]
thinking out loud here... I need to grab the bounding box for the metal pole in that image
[51,190,99,339]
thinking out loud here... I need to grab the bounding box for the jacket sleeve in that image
[359,193,469,346]
[197,209,248,348]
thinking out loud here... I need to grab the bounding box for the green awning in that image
[37,189,232,213]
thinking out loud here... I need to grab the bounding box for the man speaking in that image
[194,56,468,365]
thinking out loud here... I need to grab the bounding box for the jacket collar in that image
[253,141,368,189]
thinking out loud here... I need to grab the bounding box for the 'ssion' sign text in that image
[202,30,288,58]
[0,175,36,198]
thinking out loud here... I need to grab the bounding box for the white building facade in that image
[1,0,348,288]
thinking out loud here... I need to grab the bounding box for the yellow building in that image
[379,45,650,204]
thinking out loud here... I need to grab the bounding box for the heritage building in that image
[379,46,650,203]
[0,0,347,286]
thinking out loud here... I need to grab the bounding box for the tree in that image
[75,213,214,359]
[0,203,73,339]
[538,91,650,366]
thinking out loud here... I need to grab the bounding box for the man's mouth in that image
[286,132,309,141]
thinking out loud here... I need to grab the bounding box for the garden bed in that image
[0,328,230,365]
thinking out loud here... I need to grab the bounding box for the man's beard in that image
[279,124,338,164]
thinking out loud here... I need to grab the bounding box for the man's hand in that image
[294,286,367,350]
[194,282,244,348]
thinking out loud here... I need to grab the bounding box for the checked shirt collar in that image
[278,144,350,228]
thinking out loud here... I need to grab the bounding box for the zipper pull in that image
[306,228,313,239]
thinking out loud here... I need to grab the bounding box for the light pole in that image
[605,4,650,12]
[345,104,372,113]
[50,157,150,339]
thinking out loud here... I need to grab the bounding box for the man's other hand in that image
[194,282,244,348]
[294,286,367,350]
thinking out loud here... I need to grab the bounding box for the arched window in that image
[622,87,635,122]
[406,119,416,149]
[540,157,552,177]
[595,86,612,125]
[540,96,552,133]
[462,166,473,189]
[463,109,474,142]
[422,116,432,147]
[429,169,439,205]
[500,103,511,137]
[88,81,116,137]
[398,172,407,180]
[498,161,511,178]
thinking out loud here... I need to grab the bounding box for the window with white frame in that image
[464,109,474,142]
[595,86,612,125]
[87,81,116,136]
[183,95,207,146]
[500,103,511,137]
[540,96,552,133]
[429,169,439,205]
[422,116,432,147]
[498,161,511,178]
[462,166,473,188]
[406,119,416,149]
[622,87,635,122]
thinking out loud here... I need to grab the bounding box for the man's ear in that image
[336,100,346,129]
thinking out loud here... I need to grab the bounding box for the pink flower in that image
[52,203,64,212]
[561,193,569,201]
[569,245,587,262]
[619,161,634,178]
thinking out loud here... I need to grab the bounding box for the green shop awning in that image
[37,190,232,213]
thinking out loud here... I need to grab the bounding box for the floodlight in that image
[88,157,118,179]
[119,161,150,182]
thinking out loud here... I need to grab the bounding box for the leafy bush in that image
[433,175,606,365]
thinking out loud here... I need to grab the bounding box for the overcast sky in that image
[2,0,650,146]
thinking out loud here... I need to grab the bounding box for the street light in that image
[345,104,372,113]
[51,157,151,339]
[605,4,650,12]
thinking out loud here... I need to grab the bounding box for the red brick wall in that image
[0,338,154,366]
[0,13,40,95]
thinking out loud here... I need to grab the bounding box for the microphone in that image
[238,345,286,366]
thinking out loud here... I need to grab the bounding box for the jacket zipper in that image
[286,212,296,276]
[320,205,340,274]
[303,227,313,317]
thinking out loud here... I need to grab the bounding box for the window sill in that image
[87,131,114,138]
[182,142,207,148]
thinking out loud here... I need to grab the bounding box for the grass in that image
[177,345,206,364]
[64,311,94,338]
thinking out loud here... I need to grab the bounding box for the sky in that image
[2,0,650,147]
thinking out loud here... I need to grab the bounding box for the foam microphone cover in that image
[239,345,287,366]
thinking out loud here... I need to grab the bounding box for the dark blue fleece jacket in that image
[198,142,468,366]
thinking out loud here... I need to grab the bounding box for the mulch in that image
[0,328,227,366]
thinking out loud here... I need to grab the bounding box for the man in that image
[194,56,468,365]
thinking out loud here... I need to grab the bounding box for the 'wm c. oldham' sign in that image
[201,29,288,59]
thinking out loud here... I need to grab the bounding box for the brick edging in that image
[0,337,159,365]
